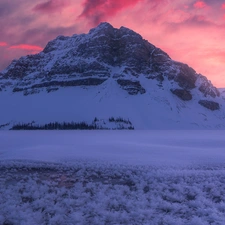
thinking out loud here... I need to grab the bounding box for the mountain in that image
[0,22,225,129]
[219,88,225,98]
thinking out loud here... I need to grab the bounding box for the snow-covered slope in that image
[0,22,224,129]
[219,88,225,98]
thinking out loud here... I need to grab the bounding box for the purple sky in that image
[0,0,225,87]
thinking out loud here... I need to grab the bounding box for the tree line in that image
[10,117,134,130]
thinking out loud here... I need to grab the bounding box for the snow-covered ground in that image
[0,130,225,224]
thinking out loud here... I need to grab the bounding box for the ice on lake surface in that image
[0,130,225,224]
[1,130,225,165]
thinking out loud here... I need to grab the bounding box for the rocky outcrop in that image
[13,78,107,95]
[117,79,146,95]
[174,63,197,90]
[198,76,220,98]
[198,100,220,111]
[48,61,110,78]
[170,89,192,101]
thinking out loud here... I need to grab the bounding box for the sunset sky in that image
[0,0,225,87]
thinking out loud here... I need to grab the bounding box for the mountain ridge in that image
[0,22,224,129]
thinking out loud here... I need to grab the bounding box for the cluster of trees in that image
[108,117,132,125]
[10,117,134,130]
[0,123,10,128]
[11,122,97,130]
[117,125,134,130]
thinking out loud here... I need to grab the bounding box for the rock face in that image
[198,75,220,98]
[198,100,220,111]
[117,79,146,95]
[170,89,192,101]
[0,22,224,129]
[12,78,107,93]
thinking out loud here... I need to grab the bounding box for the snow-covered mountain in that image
[0,22,224,129]
[219,88,225,98]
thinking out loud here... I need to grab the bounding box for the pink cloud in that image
[194,1,207,9]
[222,3,225,9]
[79,0,141,25]
[33,0,70,13]
[209,51,225,63]
[0,42,7,47]
[9,44,43,52]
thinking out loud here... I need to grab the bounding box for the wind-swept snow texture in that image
[1,131,225,224]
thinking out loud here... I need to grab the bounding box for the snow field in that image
[0,130,225,224]
[0,161,225,225]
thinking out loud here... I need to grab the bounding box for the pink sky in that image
[0,0,225,87]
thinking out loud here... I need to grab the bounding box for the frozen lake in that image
[1,130,225,166]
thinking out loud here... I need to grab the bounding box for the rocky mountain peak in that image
[0,22,223,126]
[89,22,114,35]
[88,22,142,39]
